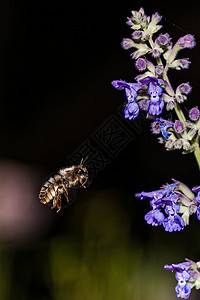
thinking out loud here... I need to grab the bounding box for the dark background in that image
[0,0,200,299]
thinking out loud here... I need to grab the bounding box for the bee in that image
[39,159,88,213]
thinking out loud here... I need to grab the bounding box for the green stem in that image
[194,137,200,171]
[174,103,186,123]
[148,34,200,171]
[161,56,200,171]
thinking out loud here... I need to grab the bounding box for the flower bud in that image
[177,82,192,95]
[156,33,171,46]
[165,139,174,150]
[173,139,183,149]
[187,128,197,140]
[173,179,195,200]
[174,120,185,133]
[166,101,176,110]
[177,34,196,49]
[121,38,135,50]
[189,107,200,121]
[138,98,149,111]
[169,58,191,70]
[131,30,143,40]
[155,65,164,75]
[135,58,147,71]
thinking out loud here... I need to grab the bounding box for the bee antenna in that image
[80,156,88,166]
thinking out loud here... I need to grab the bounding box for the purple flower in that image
[192,185,200,221]
[139,77,164,115]
[165,261,193,299]
[111,80,142,98]
[124,101,140,120]
[145,209,165,226]
[175,271,191,299]
[154,118,173,139]
[162,183,177,197]
[177,82,192,95]
[163,202,185,233]
[189,107,200,121]
[135,189,164,201]
[164,262,191,272]
[179,58,191,69]
[155,65,164,75]
[177,34,196,49]
[156,33,171,46]
[196,191,200,203]
[174,120,185,133]
[135,58,147,71]
[192,185,200,193]
[151,120,162,134]
[196,206,200,220]
[175,283,191,299]
[111,80,142,120]
[176,270,191,282]
[136,182,185,232]
[131,30,143,40]
[163,214,185,232]
[151,48,161,58]
[121,38,134,50]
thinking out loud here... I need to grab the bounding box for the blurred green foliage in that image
[0,188,196,299]
[47,189,178,300]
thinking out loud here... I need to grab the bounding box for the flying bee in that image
[39,159,88,213]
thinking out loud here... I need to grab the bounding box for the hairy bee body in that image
[39,164,88,213]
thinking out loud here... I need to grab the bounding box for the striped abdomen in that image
[39,174,63,205]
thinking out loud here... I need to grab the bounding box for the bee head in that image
[74,165,88,187]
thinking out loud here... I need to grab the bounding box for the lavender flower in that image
[151,120,162,134]
[169,58,191,70]
[131,30,143,40]
[135,182,185,232]
[167,35,196,64]
[163,210,185,232]
[145,209,165,226]
[153,118,173,139]
[112,7,200,299]
[175,283,191,299]
[139,76,164,115]
[111,80,141,100]
[136,180,200,231]
[121,38,135,50]
[111,80,142,120]
[164,262,192,273]
[155,33,171,46]
[124,101,140,120]
[177,83,192,95]
[174,120,185,134]
[155,65,164,75]
[151,48,162,58]
[164,259,200,299]
[177,34,196,49]
[174,139,183,150]
[135,58,147,71]
[126,7,149,30]
[189,107,200,121]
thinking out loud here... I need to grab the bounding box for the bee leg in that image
[51,197,57,209]
[51,190,58,210]
[80,180,86,188]
[63,185,69,203]
[56,195,62,213]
